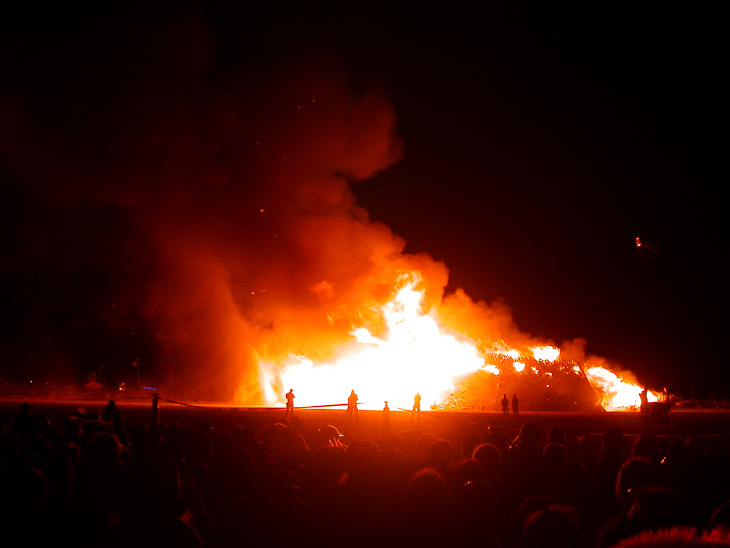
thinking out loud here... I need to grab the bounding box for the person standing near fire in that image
[512,394,520,417]
[411,392,421,423]
[383,401,391,438]
[501,394,510,416]
[347,389,359,421]
[285,389,295,419]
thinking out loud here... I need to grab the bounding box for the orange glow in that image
[262,275,491,410]
[256,271,654,412]
[532,345,560,361]
[584,365,659,410]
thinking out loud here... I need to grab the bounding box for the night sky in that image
[1,3,727,397]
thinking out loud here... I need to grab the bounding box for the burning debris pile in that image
[257,275,657,412]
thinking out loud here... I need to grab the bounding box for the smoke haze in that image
[0,9,456,400]
[1,6,630,403]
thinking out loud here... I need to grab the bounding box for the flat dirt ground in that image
[3,396,729,449]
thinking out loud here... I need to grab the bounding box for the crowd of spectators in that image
[1,400,730,547]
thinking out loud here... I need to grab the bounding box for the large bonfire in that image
[255,273,657,412]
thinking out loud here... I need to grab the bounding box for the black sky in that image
[349,4,728,394]
[1,2,727,396]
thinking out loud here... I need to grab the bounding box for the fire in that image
[259,272,654,412]
[264,275,490,410]
[584,365,658,411]
[532,346,560,361]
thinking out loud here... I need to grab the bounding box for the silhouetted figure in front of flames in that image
[639,388,649,413]
[512,394,520,417]
[501,394,510,416]
[383,401,391,438]
[347,390,359,421]
[411,392,421,424]
[284,389,295,419]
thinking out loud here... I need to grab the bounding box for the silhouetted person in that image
[501,394,509,416]
[412,392,421,423]
[400,468,452,546]
[502,422,543,502]
[640,388,649,414]
[512,394,520,416]
[383,401,391,438]
[151,393,159,424]
[285,389,295,419]
[347,390,358,421]
[102,400,123,435]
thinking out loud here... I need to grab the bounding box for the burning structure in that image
[257,274,657,412]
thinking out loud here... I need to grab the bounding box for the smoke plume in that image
[1,9,589,403]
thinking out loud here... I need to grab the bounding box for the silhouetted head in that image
[709,499,730,533]
[516,496,554,531]
[603,527,722,548]
[542,442,567,468]
[518,422,540,446]
[402,468,451,516]
[521,505,577,548]
[603,426,625,459]
[452,458,485,491]
[461,434,480,459]
[547,426,566,445]
[318,424,340,443]
[616,457,659,509]
[627,485,692,529]
[472,443,500,474]
[632,433,661,464]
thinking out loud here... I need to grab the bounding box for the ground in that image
[3,397,729,449]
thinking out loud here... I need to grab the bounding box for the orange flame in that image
[257,272,653,411]
[262,274,491,410]
[584,365,659,411]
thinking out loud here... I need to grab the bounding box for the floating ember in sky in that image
[256,273,657,411]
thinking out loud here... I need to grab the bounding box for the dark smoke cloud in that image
[0,8,416,399]
[1,6,581,403]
